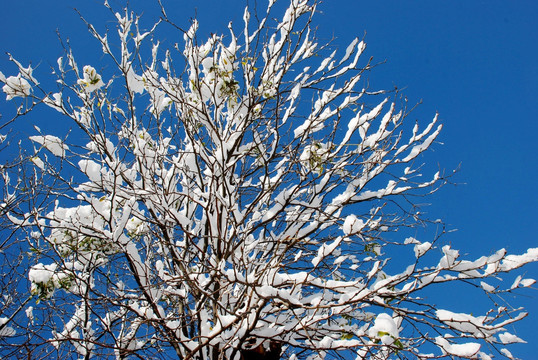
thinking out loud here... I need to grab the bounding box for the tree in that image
[0,155,30,341]
[0,0,536,359]
[0,121,51,357]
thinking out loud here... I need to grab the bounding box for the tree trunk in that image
[240,341,281,360]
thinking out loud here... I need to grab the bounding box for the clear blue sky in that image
[1,0,536,357]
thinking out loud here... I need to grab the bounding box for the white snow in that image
[498,332,526,344]
[26,306,34,324]
[312,237,342,267]
[510,275,536,289]
[2,75,31,100]
[0,317,15,337]
[43,92,63,112]
[77,65,105,92]
[402,124,442,162]
[339,38,359,65]
[435,337,480,357]
[500,348,515,359]
[368,313,399,346]
[126,67,145,94]
[29,135,68,157]
[436,310,492,337]
[480,281,496,292]
[414,241,432,258]
[78,159,102,182]
[478,352,493,360]
[29,263,57,284]
[31,156,45,170]
[499,247,538,271]
[343,215,365,235]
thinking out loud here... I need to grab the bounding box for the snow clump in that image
[2,74,31,100]
[368,313,400,346]
[77,65,105,92]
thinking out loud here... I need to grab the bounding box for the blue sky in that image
[1,0,537,357]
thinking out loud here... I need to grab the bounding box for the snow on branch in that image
[0,0,535,359]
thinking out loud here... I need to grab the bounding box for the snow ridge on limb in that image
[0,0,535,359]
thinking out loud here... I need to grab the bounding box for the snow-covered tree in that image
[0,127,46,349]
[0,1,536,359]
